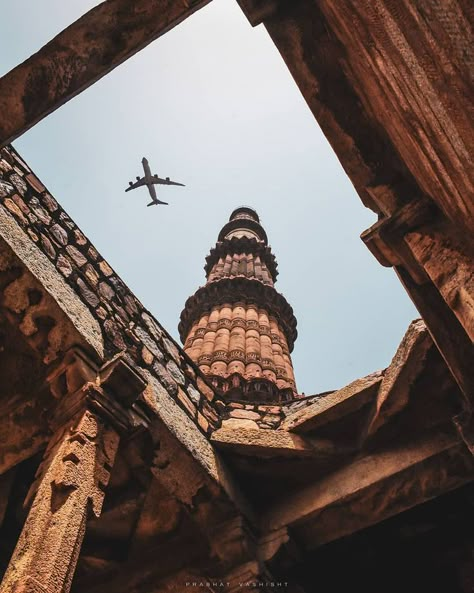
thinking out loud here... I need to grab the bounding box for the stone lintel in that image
[280,371,383,433]
[211,427,340,459]
[262,428,469,533]
[0,0,211,147]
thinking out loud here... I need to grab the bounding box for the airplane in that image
[125,157,185,206]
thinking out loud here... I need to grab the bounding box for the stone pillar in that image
[0,405,119,593]
[0,349,146,593]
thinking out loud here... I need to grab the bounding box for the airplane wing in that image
[125,177,147,192]
[151,176,185,187]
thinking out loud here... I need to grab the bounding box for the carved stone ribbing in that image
[179,278,297,351]
[205,237,279,282]
[180,209,299,400]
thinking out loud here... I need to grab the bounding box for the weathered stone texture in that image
[0,408,119,593]
[365,319,433,438]
[281,371,383,433]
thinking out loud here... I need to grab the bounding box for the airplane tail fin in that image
[146,201,168,207]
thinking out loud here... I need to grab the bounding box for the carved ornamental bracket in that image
[361,196,438,283]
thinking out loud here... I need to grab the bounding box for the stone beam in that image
[280,371,382,433]
[262,428,474,546]
[243,0,474,236]
[211,426,344,459]
[0,0,211,147]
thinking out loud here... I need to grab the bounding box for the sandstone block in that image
[3,198,27,224]
[50,224,68,246]
[166,360,185,386]
[84,264,99,287]
[152,361,177,396]
[141,346,154,366]
[221,418,259,430]
[177,387,196,418]
[98,281,115,301]
[66,245,87,267]
[99,260,114,277]
[197,412,209,433]
[77,278,99,308]
[42,193,58,212]
[229,409,261,420]
[187,384,201,405]
[40,234,56,259]
[57,255,73,277]
[25,173,45,193]
[196,376,214,401]
[228,402,244,409]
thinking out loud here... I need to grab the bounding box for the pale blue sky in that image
[1,0,418,394]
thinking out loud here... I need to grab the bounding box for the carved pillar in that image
[0,349,146,593]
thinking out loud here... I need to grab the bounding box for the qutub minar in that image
[0,0,473,592]
[180,207,298,403]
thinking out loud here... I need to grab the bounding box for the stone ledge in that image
[211,426,340,459]
[281,371,383,433]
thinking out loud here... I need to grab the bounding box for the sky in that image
[0,0,418,394]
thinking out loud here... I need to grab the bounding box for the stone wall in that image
[0,145,222,434]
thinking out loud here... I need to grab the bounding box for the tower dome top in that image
[218,206,267,243]
[229,206,260,223]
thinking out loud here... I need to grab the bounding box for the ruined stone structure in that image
[0,1,473,592]
[180,207,297,403]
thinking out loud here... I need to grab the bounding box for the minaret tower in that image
[179,207,298,403]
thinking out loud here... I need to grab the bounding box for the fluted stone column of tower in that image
[179,207,298,403]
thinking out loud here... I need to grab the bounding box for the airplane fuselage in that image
[141,157,158,202]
